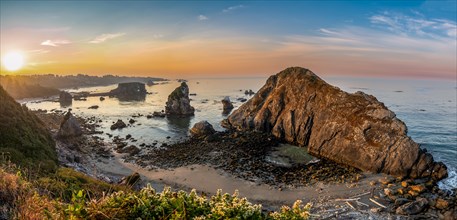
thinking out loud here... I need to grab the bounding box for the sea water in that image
[23,76,457,190]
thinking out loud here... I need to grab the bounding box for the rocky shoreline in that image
[33,110,456,219]
[131,130,362,188]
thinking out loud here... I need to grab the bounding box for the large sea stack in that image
[165,82,195,116]
[223,67,447,180]
[109,82,147,101]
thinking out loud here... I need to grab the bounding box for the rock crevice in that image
[223,67,447,180]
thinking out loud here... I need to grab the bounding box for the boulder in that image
[110,119,127,130]
[190,121,216,137]
[152,111,166,117]
[244,89,255,95]
[222,96,234,114]
[59,91,72,106]
[88,105,99,109]
[109,82,146,101]
[165,82,195,115]
[223,67,447,180]
[58,112,82,138]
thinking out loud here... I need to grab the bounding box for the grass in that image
[0,86,57,174]
[0,165,311,219]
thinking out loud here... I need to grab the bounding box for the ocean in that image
[23,76,457,190]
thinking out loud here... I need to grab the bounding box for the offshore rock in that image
[109,82,146,101]
[223,67,447,180]
[58,111,82,138]
[59,91,72,107]
[110,119,127,130]
[221,96,234,115]
[165,82,195,116]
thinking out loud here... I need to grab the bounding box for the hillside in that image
[0,85,57,172]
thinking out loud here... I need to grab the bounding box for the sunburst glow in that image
[2,51,24,71]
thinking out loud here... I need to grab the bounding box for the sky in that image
[0,0,456,79]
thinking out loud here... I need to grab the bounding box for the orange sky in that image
[1,1,456,79]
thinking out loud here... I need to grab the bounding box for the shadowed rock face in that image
[165,82,195,116]
[109,82,146,101]
[223,67,447,180]
[59,91,72,107]
[58,112,82,138]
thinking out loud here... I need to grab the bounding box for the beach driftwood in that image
[369,198,387,209]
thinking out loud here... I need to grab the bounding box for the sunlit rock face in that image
[109,82,147,101]
[224,67,447,181]
[165,82,195,116]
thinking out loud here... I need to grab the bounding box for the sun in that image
[2,51,25,71]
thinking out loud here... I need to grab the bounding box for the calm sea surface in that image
[23,76,457,190]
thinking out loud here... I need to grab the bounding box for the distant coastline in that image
[0,74,167,99]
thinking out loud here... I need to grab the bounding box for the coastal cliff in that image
[0,86,57,172]
[224,67,447,180]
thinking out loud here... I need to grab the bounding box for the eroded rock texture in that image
[165,82,195,116]
[224,67,447,180]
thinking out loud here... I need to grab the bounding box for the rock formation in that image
[190,121,216,137]
[165,82,195,116]
[109,82,146,101]
[59,91,72,106]
[110,119,127,130]
[221,96,234,115]
[223,67,447,180]
[58,111,83,138]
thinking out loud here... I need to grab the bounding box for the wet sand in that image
[93,153,387,212]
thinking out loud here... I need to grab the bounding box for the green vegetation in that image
[2,164,312,219]
[0,166,311,219]
[0,86,57,173]
[36,167,129,202]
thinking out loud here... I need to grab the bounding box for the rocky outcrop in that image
[59,91,72,106]
[190,121,216,137]
[165,82,195,116]
[110,119,127,130]
[109,82,146,101]
[222,96,234,115]
[223,67,447,180]
[58,111,83,138]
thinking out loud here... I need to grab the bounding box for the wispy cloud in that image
[369,12,457,38]
[223,5,244,13]
[26,49,50,54]
[89,33,125,44]
[198,15,208,21]
[40,39,71,47]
